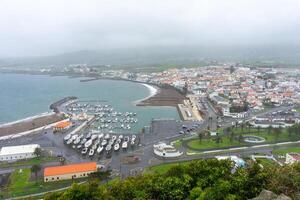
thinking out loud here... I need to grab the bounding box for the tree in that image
[267,125,272,135]
[89,170,111,182]
[238,134,244,143]
[229,131,235,143]
[287,126,293,137]
[273,127,282,141]
[34,147,42,158]
[241,123,245,133]
[198,132,204,143]
[246,122,252,133]
[215,133,221,145]
[257,126,261,134]
[31,164,41,182]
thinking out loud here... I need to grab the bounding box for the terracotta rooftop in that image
[55,121,72,129]
[44,162,97,176]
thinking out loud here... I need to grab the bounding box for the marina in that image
[61,99,141,159]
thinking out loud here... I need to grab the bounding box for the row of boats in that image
[64,132,137,157]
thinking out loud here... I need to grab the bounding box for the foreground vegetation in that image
[44,159,300,200]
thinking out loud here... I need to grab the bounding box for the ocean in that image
[0,73,179,132]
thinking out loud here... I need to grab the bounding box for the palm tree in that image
[198,132,203,143]
[33,147,42,158]
[238,134,244,143]
[31,164,41,182]
[215,133,221,146]
[273,127,282,142]
[241,123,245,133]
[257,126,261,134]
[267,125,272,135]
[247,122,252,133]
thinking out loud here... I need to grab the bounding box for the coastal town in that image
[1,64,300,199]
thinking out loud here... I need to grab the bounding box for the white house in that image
[285,152,300,164]
[0,144,40,162]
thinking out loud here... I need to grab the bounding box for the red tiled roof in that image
[44,162,97,176]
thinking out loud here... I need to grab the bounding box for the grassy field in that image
[273,147,300,155]
[231,127,293,142]
[186,137,240,150]
[1,168,87,198]
[185,126,299,151]
[171,139,182,149]
[0,156,58,168]
[296,107,300,113]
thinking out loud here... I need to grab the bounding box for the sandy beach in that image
[134,83,159,104]
[136,84,186,107]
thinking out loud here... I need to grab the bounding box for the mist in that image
[0,0,300,57]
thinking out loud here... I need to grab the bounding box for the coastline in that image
[0,72,185,129]
[134,83,160,105]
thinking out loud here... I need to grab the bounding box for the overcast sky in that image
[0,0,300,57]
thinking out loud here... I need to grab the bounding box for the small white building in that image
[153,142,183,158]
[285,152,300,164]
[0,144,40,162]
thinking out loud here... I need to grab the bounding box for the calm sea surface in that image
[0,73,179,132]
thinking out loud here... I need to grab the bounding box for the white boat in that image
[80,138,87,144]
[89,149,95,156]
[91,143,98,150]
[86,132,92,139]
[71,134,78,141]
[73,137,81,145]
[119,135,123,140]
[104,134,110,140]
[64,134,72,141]
[84,139,93,148]
[132,135,136,139]
[67,138,73,145]
[91,134,98,141]
[101,139,108,146]
[124,136,129,142]
[114,143,120,151]
[106,144,112,151]
[81,147,88,154]
[112,135,117,141]
[98,133,104,139]
[130,140,135,146]
[116,138,121,144]
[97,146,104,154]
[122,141,128,149]
[77,144,82,149]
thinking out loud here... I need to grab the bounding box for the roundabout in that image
[243,135,266,143]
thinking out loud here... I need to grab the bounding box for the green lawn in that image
[186,137,240,150]
[1,168,87,198]
[296,107,300,113]
[185,127,300,151]
[232,127,299,143]
[273,147,300,155]
[171,140,182,149]
[0,156,58,168]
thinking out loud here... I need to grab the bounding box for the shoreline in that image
[0,72,185,128]
[134,83,160,105]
